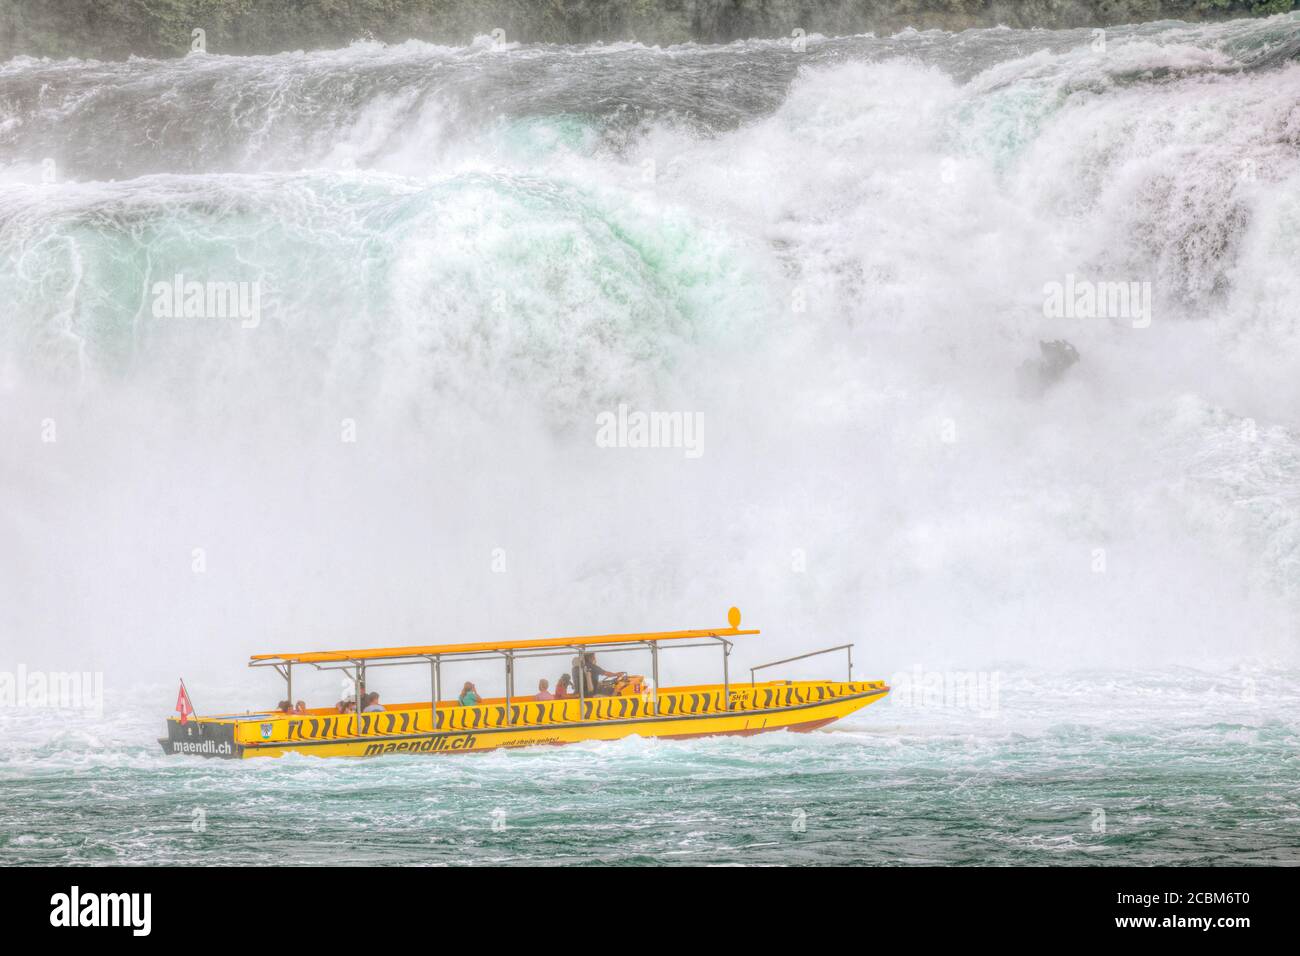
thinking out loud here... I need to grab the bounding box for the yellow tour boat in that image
[160,608,890,759]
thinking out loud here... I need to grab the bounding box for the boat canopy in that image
[249,609,758,668]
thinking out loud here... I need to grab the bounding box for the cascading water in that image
[1,14,1298,865]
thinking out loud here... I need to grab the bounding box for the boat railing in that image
[749,643,854,685]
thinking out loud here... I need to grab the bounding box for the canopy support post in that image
[575,646,585,723]
[847,645,853,682]
[505,651,514,726]
[352,662,362,739]
[650,641,659,716]
[286,663,292,706]
[434,658,444,723]
[721,638,730,712]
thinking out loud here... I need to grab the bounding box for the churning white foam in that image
[1,18,1298,703]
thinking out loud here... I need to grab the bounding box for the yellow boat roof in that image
[250,608,758,665]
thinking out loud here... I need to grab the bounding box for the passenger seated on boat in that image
[337,697,357,714]
[535,679,554,701]
[458,682,480,706]
[554,674,573,699]
[276,700,292,714]
[294,701,307,714]
[362,691,385,713]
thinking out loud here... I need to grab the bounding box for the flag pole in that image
[180,677,199,720]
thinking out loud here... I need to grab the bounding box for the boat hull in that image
[160,680,889,759]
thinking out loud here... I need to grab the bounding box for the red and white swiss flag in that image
[175,681,195,725]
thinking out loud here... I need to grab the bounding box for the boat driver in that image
[579,652,625,696]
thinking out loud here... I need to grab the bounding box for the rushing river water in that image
[2,15,1299,865]
[2,669,1298,865]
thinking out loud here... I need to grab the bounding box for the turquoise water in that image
[2,671,1297,865]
